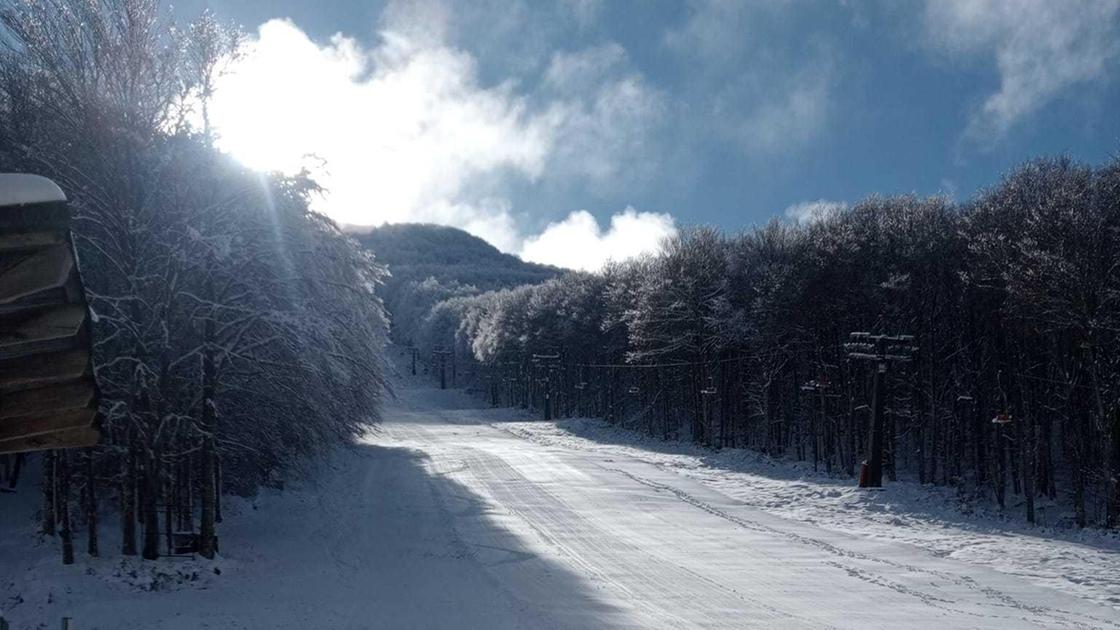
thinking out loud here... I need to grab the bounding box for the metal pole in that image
[847,333,914,489]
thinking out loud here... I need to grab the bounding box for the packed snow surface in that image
[502,418,1120,612]
[2,371,1118,629]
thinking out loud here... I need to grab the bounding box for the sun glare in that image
[209,25,331,175]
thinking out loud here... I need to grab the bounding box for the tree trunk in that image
[122,443,137,556]
[973,390,987,489]
[199,438,217,559]
[847,400,857,477]
[164,466,174,556]
[41,450,56,536]
[7,453,24,489]
[1073,396,1089,528]
[86,449,98,557]
[767,374,779,455]
[58,451,74,565]
[1108,406,1120,529]
[141,456,160,560]
[215,455,223,524]
[1073,459,1087,528]
[1023,423,1036,525]
[179,458,193,531]
[865,363,886,488]
[199,333,218,556]
[993,421,1007,509]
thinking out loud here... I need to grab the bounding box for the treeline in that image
[0,0,388,560]
[415,157,1120,528]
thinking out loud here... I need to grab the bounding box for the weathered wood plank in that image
[0,425,99,454]
[0,303,86,360]
[0,349,91,394]
[0,244,74,309]
[1,382,95,419]
[0,250,35,279]
[0,407,95,443]
[0,231,65,253]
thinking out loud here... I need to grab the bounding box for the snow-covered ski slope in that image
[3,373,1118,629]
[500,419,1120,613]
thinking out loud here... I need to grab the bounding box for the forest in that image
[412,158,1120,529]
[0,0,389,561]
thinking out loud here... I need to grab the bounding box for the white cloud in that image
[924,0,1120,142]
[436,0,604,77]
[663,0,791,66]
[784,199,847,224]
[379,0,452,49]
[538,44,665,185]
[543,43,628,92]
[542,81,665,184]
[520,208,677,271]
[734,67,833,154]
[663,0,835,157]
[207,13,666,263]
[561,0,604,30]
[211,19,547,227]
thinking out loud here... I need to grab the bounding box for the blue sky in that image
[174,0,1120,269]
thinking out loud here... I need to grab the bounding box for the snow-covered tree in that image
[0,0,389,561]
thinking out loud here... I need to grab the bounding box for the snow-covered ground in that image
[500,417,1120,612]
[2,371,1118,628]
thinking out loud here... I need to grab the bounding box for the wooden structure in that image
[0,174,99,454]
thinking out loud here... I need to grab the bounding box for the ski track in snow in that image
[498,416,1120,614]
[1,370,1118,629]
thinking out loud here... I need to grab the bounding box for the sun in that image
[208,63,310,174]
[207,21,352,176]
